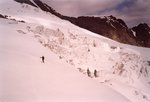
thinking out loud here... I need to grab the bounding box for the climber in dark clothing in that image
[40,56,45,63]
[87,68,91,77]
[94,69,98,77]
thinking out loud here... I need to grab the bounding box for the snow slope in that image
[0,0,150,102]
[0,18,132,102]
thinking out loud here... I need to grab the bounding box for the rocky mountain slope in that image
[132,23,150,47]
[14,0,150,47]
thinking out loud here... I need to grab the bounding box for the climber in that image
[40,56,45,63]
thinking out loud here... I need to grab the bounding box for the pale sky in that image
[41,0,150,27]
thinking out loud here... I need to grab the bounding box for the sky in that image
[41,0,150,27]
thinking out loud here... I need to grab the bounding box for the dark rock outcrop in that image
[132,23,150,47]
[14,0,37,7]
[0,14,8,19]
